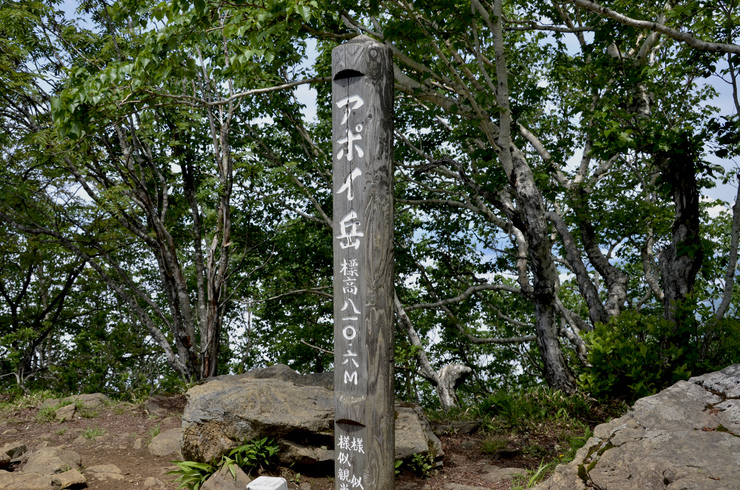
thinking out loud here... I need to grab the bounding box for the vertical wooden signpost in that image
[332,35,394,490]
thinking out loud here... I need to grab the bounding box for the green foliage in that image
[562,427,593,462]
[511,459,552,489]
[475,387,597,433]
[480,436,509,455]
[169,437,279,489]
[82,426,106,440]
[407,452,435,478]
[222,437,279,475]
[0,390,57,415]
[35,405,57,423]
[168,460,216,490]
[148,424,161,444]
[580,310,740,402]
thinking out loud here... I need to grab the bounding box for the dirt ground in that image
[0,395,553,489]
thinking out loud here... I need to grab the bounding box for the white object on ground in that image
[246,476,288,490]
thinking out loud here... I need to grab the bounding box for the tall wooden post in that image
[332,35,394,490]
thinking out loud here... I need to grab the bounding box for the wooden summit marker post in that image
[332,36,394,490]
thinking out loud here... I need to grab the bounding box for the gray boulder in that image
[148,428,183,458]
[0,442,26,469]
[38,393,110,412]
[201,465,252,490]
[0,471,52,489]
[22,447,81,475]
[181,364,442,467]
[535,363,740,490]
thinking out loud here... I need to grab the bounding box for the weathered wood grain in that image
[332,35,395,490]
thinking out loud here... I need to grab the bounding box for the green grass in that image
[427,386,625,488]
[35,405,58,423]
[74,401,98,419]
[148,423,161,444]
[480,436,508,455]
[1,390,58,415]
[82,426,106,440]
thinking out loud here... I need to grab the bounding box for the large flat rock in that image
[181,364,442,467]
[535,363,740,490]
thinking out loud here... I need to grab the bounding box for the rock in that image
[481,465,527,483]
[144,476,167,488]
[181,364,442,468]
[148,428,183,458]
[278,440,334,467]
[242,364,334,390]
[133,438,143,450]
[0,470,52,489]
[432,420,480,436]
[535,363,740,490]
[0,443,26,469]
[54,404,76,423]
[144,394,187,418]
[51,469,86,488]
[395,403,444,462]
[22,447,81,475]
[85,464,124,481]
[201,465,252,490]
[39,393,111,412]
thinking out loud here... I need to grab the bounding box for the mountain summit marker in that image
[332,35,395,490]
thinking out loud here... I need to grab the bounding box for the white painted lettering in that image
[350,475,364,489]
[342,349,359,368]
[337,130,364,162]
[342,298,361,314]
[351,437,364,454]
[344,370,358,385]
[336,211,364,249]
[342,325,357,341]
[338,452,352,466]
[337,168,362,201]
[336,95,364,125]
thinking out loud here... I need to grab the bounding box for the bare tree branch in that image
[565,0,740,54]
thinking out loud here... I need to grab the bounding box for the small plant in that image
[168,460,216,490]
[169,438,280,489]
[558,427,593,464]
[224,437,280,475]
[394,459,403,475]
[36,406,57,423]
[0,390,57,415]
[111,403,127,415]
[75,401,97,419]
[82,426,106,440]
[55,427,67,436]
[480,436,508,455]
[408,452,435,478]
[148,423,161,443]
[522,443,547,458]
[511,459,553,489]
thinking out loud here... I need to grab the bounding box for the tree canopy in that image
[1,0,740,407]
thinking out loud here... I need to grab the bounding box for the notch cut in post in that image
[334,69,365,80]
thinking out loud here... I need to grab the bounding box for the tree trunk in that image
[656,133,703,325]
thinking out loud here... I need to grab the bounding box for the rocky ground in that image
[0,393,554,490]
